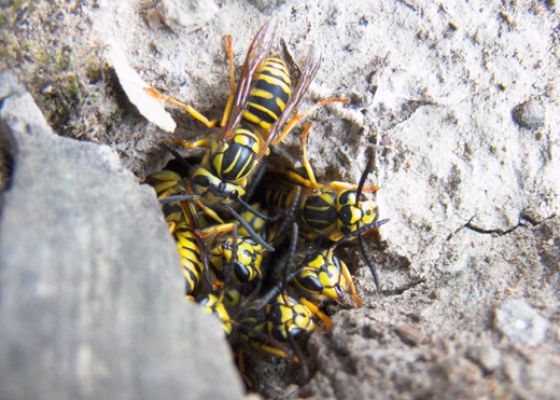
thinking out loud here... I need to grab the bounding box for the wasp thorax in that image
[266,294,315,341]
[336,191,379,234]
[296,249,349,303]
[210,129,260,183]
[210,237,263,283]
[191,167,245,204]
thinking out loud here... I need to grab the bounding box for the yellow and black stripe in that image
[243,57,292,130]
[211,129,260,182]
[198,294,233,335]
[145,169,186,226]
[174,225,205,294]
[300,191,338,233]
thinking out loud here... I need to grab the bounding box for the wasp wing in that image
[222,22,276,141]
[257,46,322,158]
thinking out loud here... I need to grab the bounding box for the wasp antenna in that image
[159,194,202,204]
[358,235,380,291]
[254,268,301,309]
[288,334,309,382]
[223,224,238,290]
[333,218,390,248]
[238,278,263,310]
[281,222,299,292]
[237,197,270,220]
[224,205,275,252]
[356,146,375,201]
[161,144,196,175]
[269,186,302,239]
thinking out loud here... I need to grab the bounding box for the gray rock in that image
[466,344,501,373]
[0,70,25,99]
[0,70,19,200]
[494,299,549,347]
[0,88,243,399]
[512,99,546,130]
[146,0,219,33]
[247,0,287,12]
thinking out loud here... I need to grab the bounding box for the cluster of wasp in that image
[145,22,388,382]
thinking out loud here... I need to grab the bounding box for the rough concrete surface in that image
[1,0,559,399]
[0,77,244,400]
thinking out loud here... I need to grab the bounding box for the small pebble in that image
[467,344,501,373]
[148,0,218,33]
[494,299,549,347]
[512,99,545,130]
[394,324,423,346]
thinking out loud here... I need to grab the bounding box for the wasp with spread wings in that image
[148,23,345,219]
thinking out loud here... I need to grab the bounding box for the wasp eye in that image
[338,191,351,204]
[290,327,304,338]
[299,275,323,292]
[234,262,250,282]
[192,175,210,187]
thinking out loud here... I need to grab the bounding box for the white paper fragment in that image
[108,42,176,133]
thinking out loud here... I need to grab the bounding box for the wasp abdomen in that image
[301,191,338,232]
[174,226,205,294]
[243,57,292,130]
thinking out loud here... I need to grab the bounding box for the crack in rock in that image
[448,213,557,240]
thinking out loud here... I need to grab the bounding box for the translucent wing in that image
[258,46,322,158]
[222,22,276,141]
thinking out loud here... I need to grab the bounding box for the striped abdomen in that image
[300,191,338,234]
[264,185,299,215]
[145,169,185,225]
[174,225,205,294]
[243,57,292,131]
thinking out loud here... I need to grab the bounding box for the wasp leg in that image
[300,121,318,186]
[197,222,235,240]
[267,168,320,190]
[282,223,299,292]
[173,137,211,150]
[271,97,350,146]
[340,258,363,307]
[258,344,297,361]
[328,181,380,193]
[195,199,225,224]
[144,86,218,128]
[236,350,254,388]
[288,334,309,382]
[299,297,333,331]
[220,34,236,128]
[269,186,301,243]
